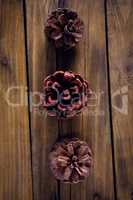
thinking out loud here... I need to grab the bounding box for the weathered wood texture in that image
[107,0,133,200]
[0,0,133,200]
[26,0,115,199]
[64,1,115,200]
[26,0,60,200]
[0,0,32,200]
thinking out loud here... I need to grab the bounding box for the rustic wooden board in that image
[107,0,133,199]
[0,0,32,200]
[56,0,115,200]
[1,0,133,199]
[26,0,60,200]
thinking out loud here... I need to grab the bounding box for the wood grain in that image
[26,0,60,200]
[0,0,32,200]
[1,0,133,199]
[107,0,133,199]
[60,0,115,200]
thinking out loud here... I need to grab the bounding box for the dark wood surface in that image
[107,1,133,200]
[0,0,133,200]
[0,0,32,200]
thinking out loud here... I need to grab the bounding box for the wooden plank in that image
[56,0,115,199]
[0,0,33,200]
[26,1,60,200]
[107,0,133,199]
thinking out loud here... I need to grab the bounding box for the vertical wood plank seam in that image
[57,180,61,200]
[22,0,34,199]
[104,0,117,199]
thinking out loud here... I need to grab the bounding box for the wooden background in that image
[0,0,133,200]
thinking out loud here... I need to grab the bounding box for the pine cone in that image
[45,8,84,49]
[49,138,93,183]
[41,71,91,119]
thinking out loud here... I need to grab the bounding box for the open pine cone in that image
[45,8,84,49]
[49,138,93,183]
[41,71,91,119]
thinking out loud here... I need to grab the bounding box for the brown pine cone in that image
[45,8,84,49]
[41,71,92,119]
[49,138,93,183]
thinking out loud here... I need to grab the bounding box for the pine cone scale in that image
[42,71,91,118]
[49,138,93,183]
[45,8,84,49]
